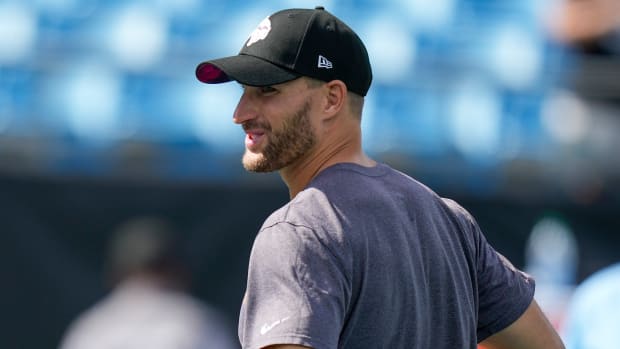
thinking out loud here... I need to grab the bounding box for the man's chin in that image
[242,163,271,173]
[242,152,273,173]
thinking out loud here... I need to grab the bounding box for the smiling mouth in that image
[245,130,266,151]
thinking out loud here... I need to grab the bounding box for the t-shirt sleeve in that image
[470,214,536,341]
[443,199,535,342]
[238,221,348,349]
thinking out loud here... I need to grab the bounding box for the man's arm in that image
[479,299,565,349]
[263,345,311,349]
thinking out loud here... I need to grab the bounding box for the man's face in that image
[233,78,319,172]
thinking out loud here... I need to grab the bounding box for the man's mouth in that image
[245,130,266,151]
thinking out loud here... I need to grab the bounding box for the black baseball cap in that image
[195,6,372,96]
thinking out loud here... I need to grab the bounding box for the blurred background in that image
[0,0,618,347]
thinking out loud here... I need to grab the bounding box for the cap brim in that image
[195,54,299,86]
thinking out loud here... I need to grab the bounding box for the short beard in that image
[242,101,316,173]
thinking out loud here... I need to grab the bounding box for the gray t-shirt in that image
[239,163,534,349]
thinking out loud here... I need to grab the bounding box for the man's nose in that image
[233,92,257,124]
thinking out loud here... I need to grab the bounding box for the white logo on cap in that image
[317,55,333,69]
[246,17,271,47]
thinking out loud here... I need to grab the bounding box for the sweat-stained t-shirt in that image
[238,162,535,349]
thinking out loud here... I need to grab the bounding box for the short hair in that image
[347,91,364,120]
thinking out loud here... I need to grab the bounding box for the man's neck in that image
[279,138,375,199]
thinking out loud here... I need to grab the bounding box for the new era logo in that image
[317,55,333,69]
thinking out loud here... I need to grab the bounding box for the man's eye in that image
[259,86,277,94]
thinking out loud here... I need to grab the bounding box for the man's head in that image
[105,217,187,288]
[195,6,372,97]
[196,7,372,173]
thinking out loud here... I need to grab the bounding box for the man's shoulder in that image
[262,187,334,229]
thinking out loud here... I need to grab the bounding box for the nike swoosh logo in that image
[260,316,290,335]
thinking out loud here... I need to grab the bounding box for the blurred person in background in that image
[195,6,564,349]
[561,262,620,349]
[59,216,238,349]
[542,1,620,347]
[547,0,620,109]
[548,0,620,54]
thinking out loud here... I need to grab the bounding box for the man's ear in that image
[321,80,347,119]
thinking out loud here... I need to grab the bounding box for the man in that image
[59,216,237,349]
[195,6,565,349]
